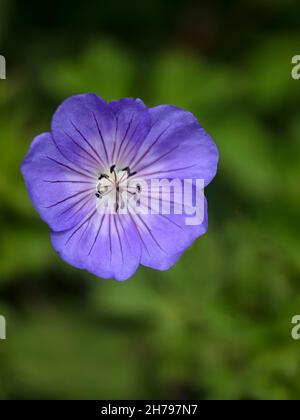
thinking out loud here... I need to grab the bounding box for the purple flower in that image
[21,94,218,281]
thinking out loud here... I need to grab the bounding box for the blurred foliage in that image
[1,0,300,400]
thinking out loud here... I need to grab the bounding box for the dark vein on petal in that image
[43,179,93,185]
[64,147,97,175]
[51,134,97,176]
[130,126,170,170]
[92,112,110,165]
[136,214,168,254]
[134,163,199,178]
[88,214,105,256]
[136,189,184,207]
[159,214,185,230]
[59,192,92,220]
[71,120,107,168]
[114,216,124,264]
[118,215,130,250]
[45,188,94,209]
[128,212,151,256]
[135,144,179,174]
[115,114,134,164]
[111,115,119,164]
[139,200,185,231]
[66,195,92,221]
[120,121,142,164]
[63,130,102,168]
[79,216,91,243]
[65,208,98,246]
[108,215,112,264]
[46,156,95,180]
[61,132,97,170]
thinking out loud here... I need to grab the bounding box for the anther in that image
[110,164,116,173]
[98,174,109,181]
[122,167,131,175]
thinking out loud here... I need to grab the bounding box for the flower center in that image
[95,165,139,213]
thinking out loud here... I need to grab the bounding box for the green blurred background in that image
[1,0,300,400]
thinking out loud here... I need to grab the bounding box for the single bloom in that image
[21,94,219,281]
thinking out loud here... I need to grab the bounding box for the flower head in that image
[21,94,218,281]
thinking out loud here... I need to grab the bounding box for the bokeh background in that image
[1,0,300,400]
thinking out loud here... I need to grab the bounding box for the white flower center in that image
[95,165,140,213]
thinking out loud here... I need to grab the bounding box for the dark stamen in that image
[122,166,131,175]
[98,174,109,180]
[110,164,116,173]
